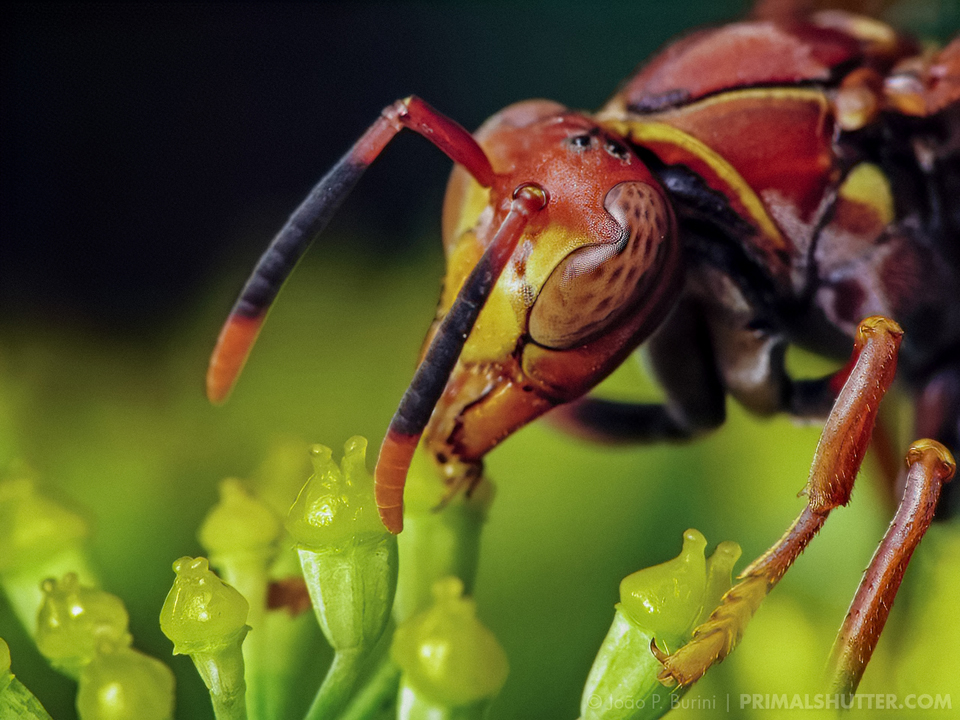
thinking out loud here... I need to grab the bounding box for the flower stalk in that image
[393,448,492,624]
[284,437,398,720]
[199,478,282,720]
[160,556,250,720]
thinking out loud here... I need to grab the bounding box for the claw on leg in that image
[655,317,903,688]
[827,439,955,695]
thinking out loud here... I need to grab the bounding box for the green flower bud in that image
[0,478,90,574]
[76,646,175,720]
[391,577,508,714]
[35,573,132,680]
[619,529,707,650]
[285,438,397,653]
[0,637,54,720]
[581,530,740,720]
[286,438,386,547]
[250,436,314,518]
[160,557,249,720]
[199,479,281,566]
[0,477,98,635]
[160,557,249,655]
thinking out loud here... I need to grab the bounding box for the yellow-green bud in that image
[286,438,397,653]
[159,557,249,655]
[0,478,90,574]
[199,479,281,561]
[76,646,175,720]
[160,557,249,720]
[619,529,707,649]
[249,436,313,517]
[391,577,508,708]
[35,574,131,680]
[286,438,386,547]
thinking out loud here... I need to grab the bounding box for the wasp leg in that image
[654,316,902,688]
[551,283,857,446]
[827,440,955,696]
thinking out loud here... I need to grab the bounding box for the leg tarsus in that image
[656,508,827,688]
[655,574,767,687]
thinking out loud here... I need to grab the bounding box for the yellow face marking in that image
[457,222,609,363]
[452,182,492,242]
[445,183,628,364]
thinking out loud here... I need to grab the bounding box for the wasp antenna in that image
[207,97,498,404]
[375,184,547,533]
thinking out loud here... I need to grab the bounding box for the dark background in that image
[2,1,753,335]
[4,2,958,338]
[0,0,815,335]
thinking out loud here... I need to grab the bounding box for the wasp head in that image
[418,100,683,478]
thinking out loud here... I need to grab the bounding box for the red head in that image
[206,96,682,533]
[377,100,683,531]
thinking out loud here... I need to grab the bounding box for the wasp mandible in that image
[208,7,959,693]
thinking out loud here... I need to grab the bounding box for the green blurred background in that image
[3,2,959,719]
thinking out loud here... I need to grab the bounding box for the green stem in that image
[393,506,484,624]
[192,647,248,720]
[337,655,401,720]
[258,609,324,720]
[218,555,269,720]
[396,679,492,720]
[304,648,364,720]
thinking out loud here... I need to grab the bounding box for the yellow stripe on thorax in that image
[602,118,787,251]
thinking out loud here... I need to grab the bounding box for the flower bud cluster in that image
[38,573,175,720]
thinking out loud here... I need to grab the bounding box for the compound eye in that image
[528,182,671,349]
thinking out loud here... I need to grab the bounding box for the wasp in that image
[208,6,959,694]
